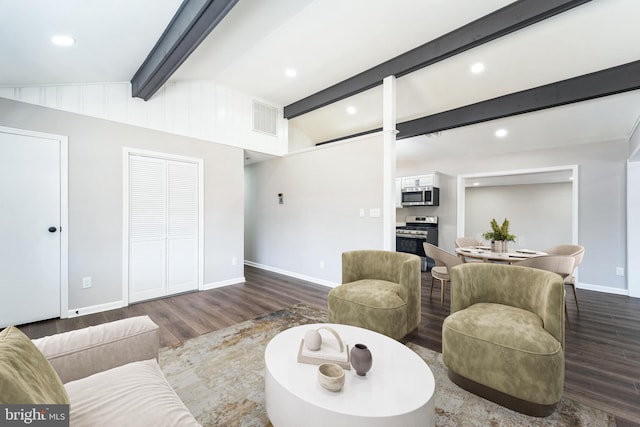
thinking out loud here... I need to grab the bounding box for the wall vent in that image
[252,100,278,137]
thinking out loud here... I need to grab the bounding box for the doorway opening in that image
[456,165,579,249]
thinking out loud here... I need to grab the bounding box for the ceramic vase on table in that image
[350,344,372,376]
[491,240,508,253]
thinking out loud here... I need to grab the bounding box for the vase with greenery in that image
[482,218,516,252]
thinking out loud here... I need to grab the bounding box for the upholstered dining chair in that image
[516,255,575,325]
[327,250,421,340]
[423,243,463,309]
[454,237,483,263]
[454,237,481,248]
[542,245,585,312]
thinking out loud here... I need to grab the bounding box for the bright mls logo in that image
[1,405,68,426]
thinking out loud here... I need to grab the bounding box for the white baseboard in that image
[576,282,629,296]
[201,277,246,290]
[62,278,627,320]
[64,278,245,319]
[66,300,126,318]
[244,261,338,288]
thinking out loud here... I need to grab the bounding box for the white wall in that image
[398,139,628,292]
[245,134,386,285]
[287,120,314,152]
[465,183,572,250]
[0,80,288,156]
[629,125,640,296]
[0,97,245,313]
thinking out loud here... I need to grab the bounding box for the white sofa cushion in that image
[65,358,199,427]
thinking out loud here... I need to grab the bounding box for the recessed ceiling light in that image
[346,106,357,115]
[285,68,297,78]
[51,35,75,46]
[470,63,485,74]
[495,129,508,138]
[472,182,480,186]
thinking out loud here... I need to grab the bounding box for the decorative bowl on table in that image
[318,363,345,392]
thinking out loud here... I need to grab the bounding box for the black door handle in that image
[48,227,57,233]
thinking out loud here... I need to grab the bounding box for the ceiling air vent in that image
[252,100,278,137]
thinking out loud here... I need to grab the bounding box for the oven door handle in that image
[396,235,428,239]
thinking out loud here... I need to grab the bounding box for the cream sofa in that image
[4,316,199,426]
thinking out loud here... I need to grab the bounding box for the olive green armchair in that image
[442,263,565,416]
[328,250,421,340]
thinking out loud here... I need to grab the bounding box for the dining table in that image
[455,246,547,264]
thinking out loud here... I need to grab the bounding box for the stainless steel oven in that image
[396,216,438,271]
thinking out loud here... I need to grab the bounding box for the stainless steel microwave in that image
[401,186,440,206]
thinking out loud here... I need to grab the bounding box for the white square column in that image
[628,160,639,297]
[382,76,397,251]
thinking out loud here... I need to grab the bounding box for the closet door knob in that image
[48,226,57,233]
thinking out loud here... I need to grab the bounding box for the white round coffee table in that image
[264,323,435,427]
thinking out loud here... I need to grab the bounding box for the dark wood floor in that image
[19,266,640,425]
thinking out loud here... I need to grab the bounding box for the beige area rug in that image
[159,304,616,427]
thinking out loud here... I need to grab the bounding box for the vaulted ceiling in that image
[2,0,640,164]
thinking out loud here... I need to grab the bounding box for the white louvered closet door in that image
[128,155,199,303]
[167,160,199,294]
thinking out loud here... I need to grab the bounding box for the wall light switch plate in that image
[616,267,625,276]
[82,277,92,288]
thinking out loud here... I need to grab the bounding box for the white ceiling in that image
[1,0,639,165]
[0,0,182,85]
[172,0,515,105]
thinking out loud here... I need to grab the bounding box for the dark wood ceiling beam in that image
[395,60,640,140]
[131,0,239,101]
[315,60,640,145]
[284,0,591,119]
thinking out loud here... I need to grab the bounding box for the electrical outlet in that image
[616,267,625,277]
[232,257,238,266]
[82,277,92,288]
[320,260,325,269]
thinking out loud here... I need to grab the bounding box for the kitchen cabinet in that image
[401,173,440,188]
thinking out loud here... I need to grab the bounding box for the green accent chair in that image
[328,250,421,340]
[516,255,575,326]
[442,263,565,417]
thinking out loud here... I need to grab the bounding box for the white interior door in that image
[128,153,200,303]
[0,129,64,327]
